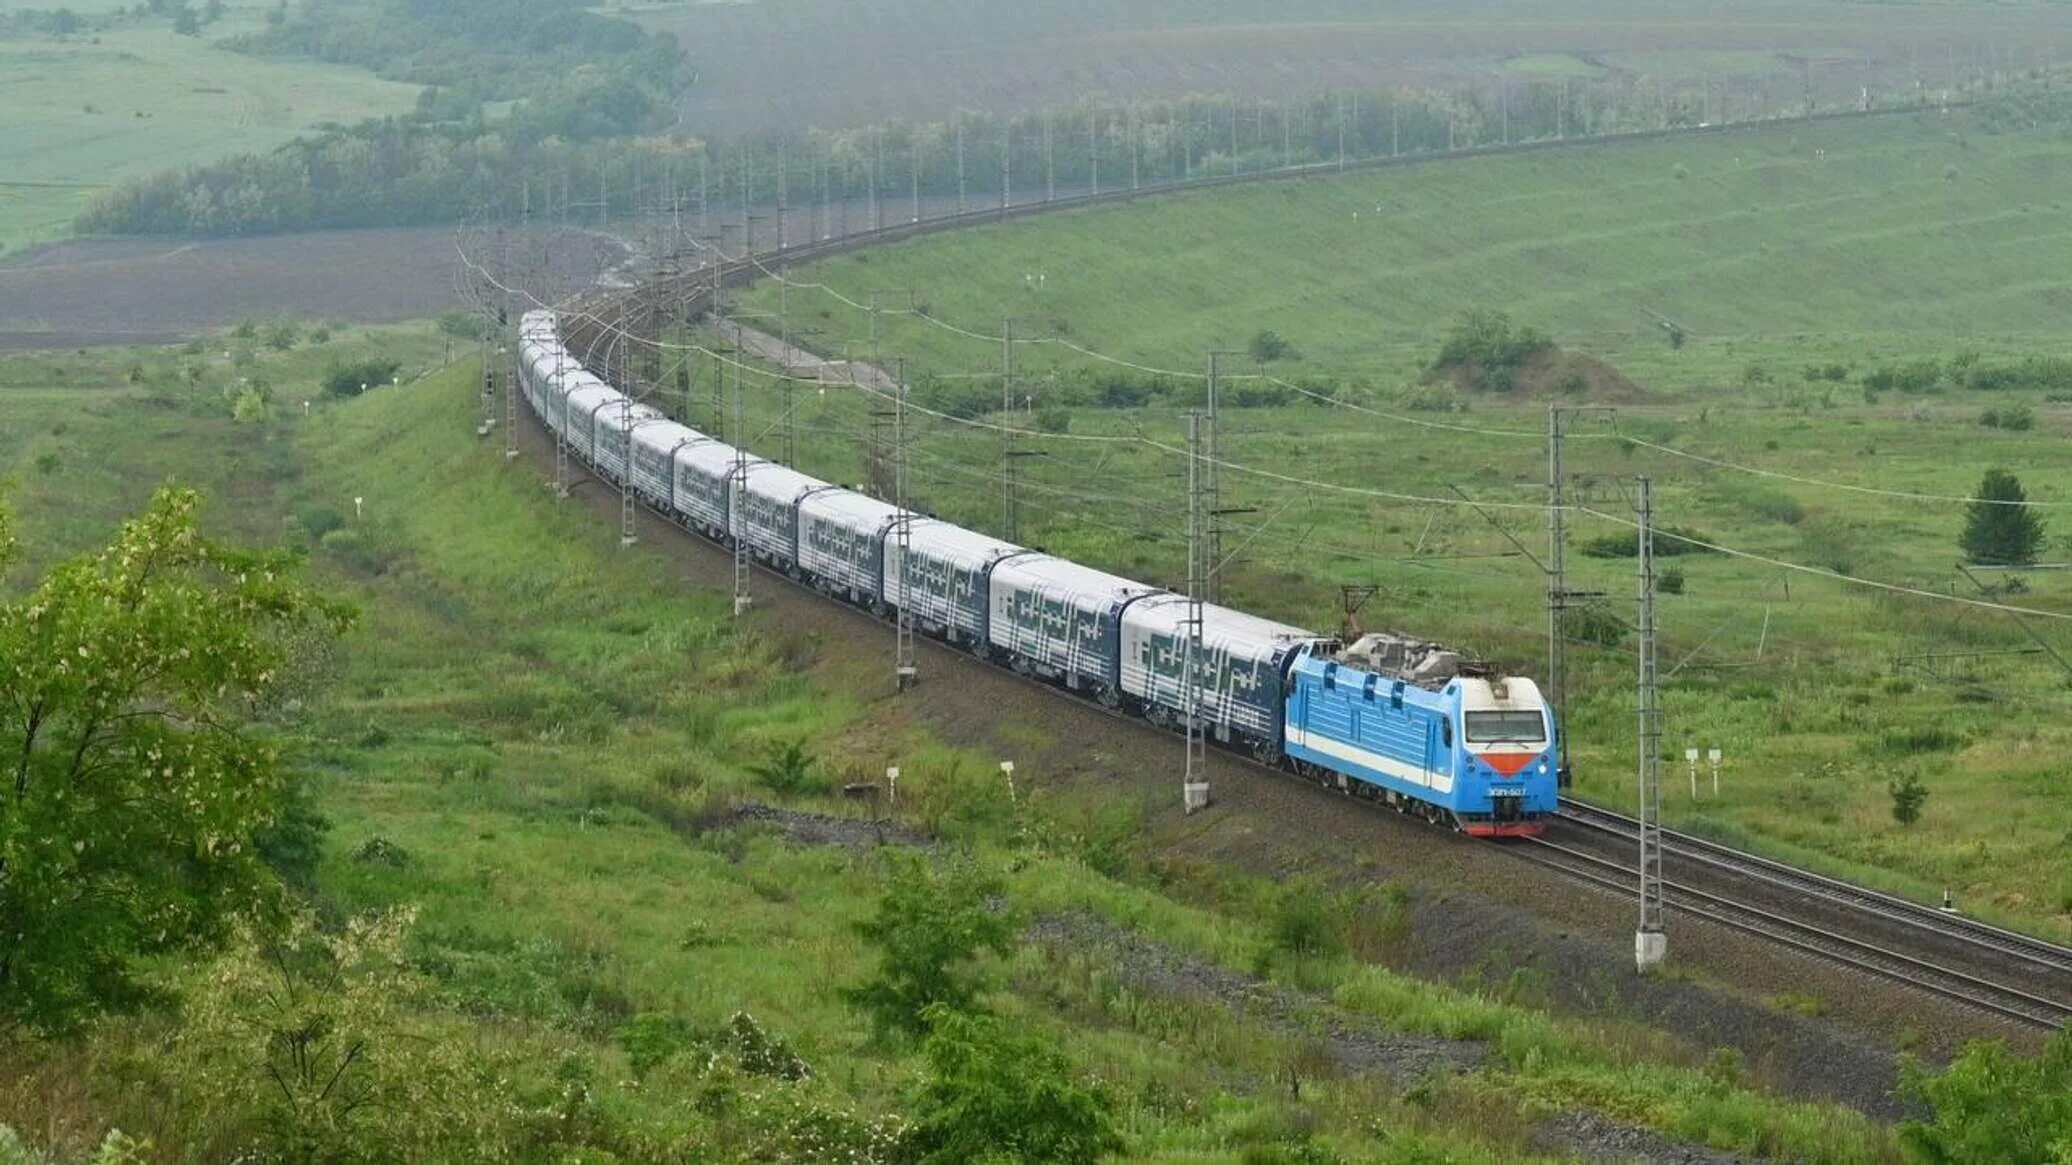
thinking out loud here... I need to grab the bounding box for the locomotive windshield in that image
[1464,711,1547,744]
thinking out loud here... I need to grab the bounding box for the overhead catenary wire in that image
[477,244,2072,626]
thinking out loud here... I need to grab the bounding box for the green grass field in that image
[734,103,2072,940]
[0,9,419,250]
[0,334,1909,1162]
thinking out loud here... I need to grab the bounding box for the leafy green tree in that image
[844,852,1016,1037]
[170,4,197,34]
[1961,470,2046,566]
[904,1006,1123,1165]
[0,488,352,1030]
[1898,1028,2072,1164]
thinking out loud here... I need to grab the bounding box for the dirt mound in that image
[1431,348,1647,402]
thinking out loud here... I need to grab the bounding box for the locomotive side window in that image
[1464,711,1547,744]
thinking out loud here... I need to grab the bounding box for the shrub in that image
[1739,487,1805,526]
[1561,604,1629,648]
[1899,1028,2071,1162]
[1248,329,1295,363]
[1429,309,1552,392]
[1265,876,1347,959]
[845,851,1017,1037]
[32,451,59,475]
[263,319,299,350]
[1889,771,1929,826]
[1979,404,2035,430]
[321,357,401,398]
[905,1007,1122,1165]
[1580,525,1719,559]
[748,739,820,796]
[1877,726,1965,754]
[1658,567,1685,594]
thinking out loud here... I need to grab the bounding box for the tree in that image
[1960,469,2045,566]
[904,1006,1123,1165]
[844,852,1017,1037]
[0,488,353,1030]
[1898,1028,2072,1164]
[170,4,198,34]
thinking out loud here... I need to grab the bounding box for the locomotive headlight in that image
[1537,761,1548,775]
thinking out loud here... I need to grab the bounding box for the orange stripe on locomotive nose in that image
[1480,752,1536,777]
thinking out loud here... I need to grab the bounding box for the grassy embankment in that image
[0,334,1905,1161]
[732,103,2072,940]
[0,6,417,251]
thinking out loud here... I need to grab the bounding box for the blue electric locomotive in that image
[1283,633,1557,835]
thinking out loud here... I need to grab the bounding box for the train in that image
[516,310,1559,837]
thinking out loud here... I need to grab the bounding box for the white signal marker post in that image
[1685,747,1700,799]
[1708,747,1723,796]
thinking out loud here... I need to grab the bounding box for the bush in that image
[321,357,401,398]
[1658,567,1685,594]
[748,739,821,796]
[1979,404,2035,430]
[1580,525,1720,559]
[1267,877,1347,959]
[1899,1028,2071,1162]
[1560,605,1628,648]
[905,1007,1122,1165]
[1737,486,1805,526]
[1889,771,1929,826]
[1429,309,1552,393]
[845,852,1017,1037]
[1248,329,1294,363]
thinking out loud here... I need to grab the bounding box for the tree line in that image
[76,55,2072,239]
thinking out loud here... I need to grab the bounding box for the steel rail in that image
[1558,797,2072,977]
[1518,836,2070,1031]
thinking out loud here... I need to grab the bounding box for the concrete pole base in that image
[1635,929,1668,972]
[1182,781,1210,814]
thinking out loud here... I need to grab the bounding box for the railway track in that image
[1527,799,2072,1031]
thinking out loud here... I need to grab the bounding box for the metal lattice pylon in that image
[618,393,638,548]
[1183,411,1209,814]
[1635,475,1668,971]
[503,343,519,460]
[729,329,751,617]
[893,358,917,689]
[552,345,570,496]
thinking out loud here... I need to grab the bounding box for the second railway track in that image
[1529,800,2072,1031]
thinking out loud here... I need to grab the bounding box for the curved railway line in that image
[520,89,2070,1039]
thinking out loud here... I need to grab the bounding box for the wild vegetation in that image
[732,103,2072,941]
[8,329,2048,1161]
